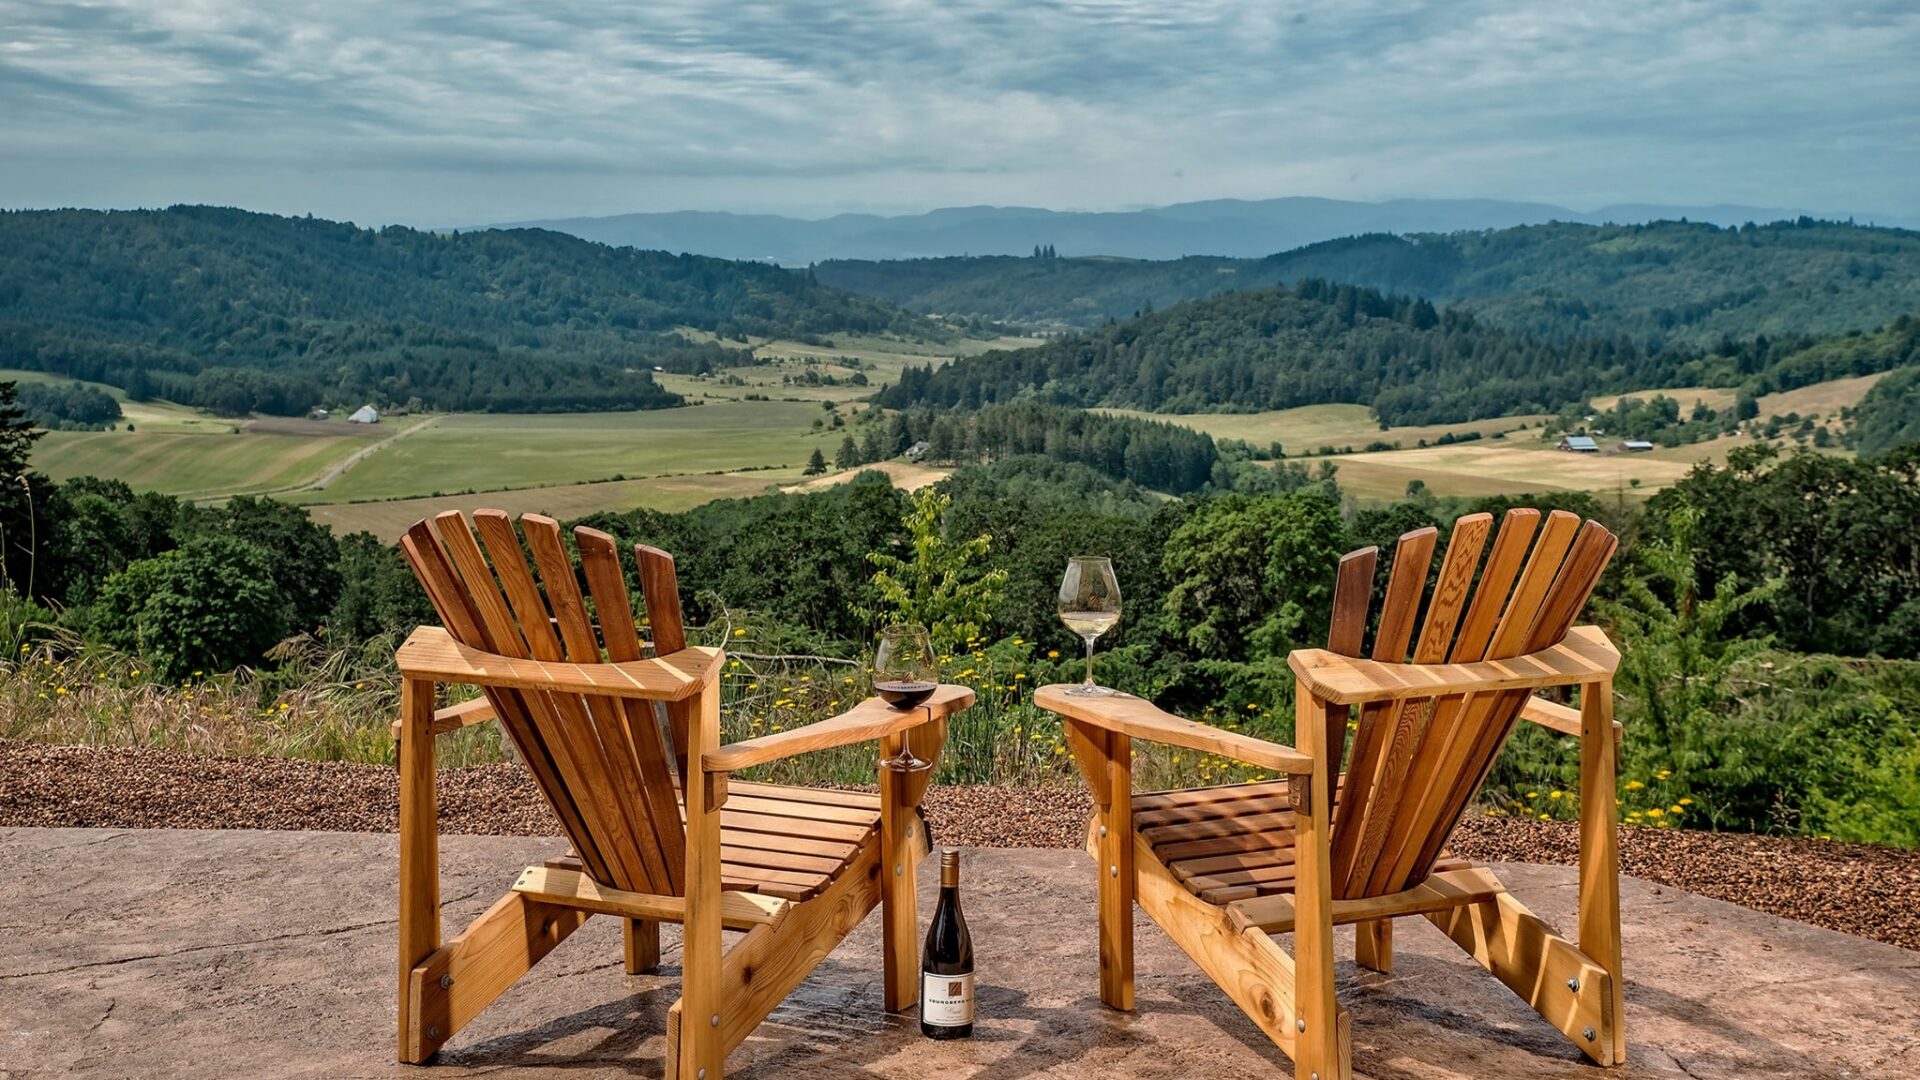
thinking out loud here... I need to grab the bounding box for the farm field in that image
[1323,439,1722,502]
[1099,403,1550,453]
[1759,371,1889,417]
[30,423,385,500]
[305,471,790,541]
[783,460,952,494]
[288,400,834,504]
[1590,385,1739,413]
[657,333,1038,404]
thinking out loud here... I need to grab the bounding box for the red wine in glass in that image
[875,680,937,709]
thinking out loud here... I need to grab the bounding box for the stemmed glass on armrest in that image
[873,622,936,772]
[1058,556,1121,697]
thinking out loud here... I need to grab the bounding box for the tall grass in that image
[2,612,1281,790]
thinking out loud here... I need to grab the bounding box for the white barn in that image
[348,405,380,424]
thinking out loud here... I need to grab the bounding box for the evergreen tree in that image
[804,447,828,476]
[836,435,863,470]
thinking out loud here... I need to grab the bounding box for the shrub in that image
[94,535,292,680]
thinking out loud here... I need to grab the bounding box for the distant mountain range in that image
[816,220,1920,345]
[484,197,1920,264]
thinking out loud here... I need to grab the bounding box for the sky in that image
[2,1,1916,226]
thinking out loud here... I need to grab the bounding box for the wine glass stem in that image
[1083,635,1096,689]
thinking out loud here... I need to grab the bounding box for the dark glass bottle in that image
[920,848,974,1038]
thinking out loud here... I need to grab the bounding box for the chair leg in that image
[674,685,727,1080]
[624,919,661,975]
[1096,732,1135,1010]
[1293,683,1347,1080]
[1579,678,1626,1064]
[1354,918,1393,974]
[879,733,921,1013]
[396,677,441,1064]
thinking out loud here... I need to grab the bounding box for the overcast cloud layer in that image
[2,1,1915,226]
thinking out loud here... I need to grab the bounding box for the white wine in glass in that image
[1058,556,1121,697]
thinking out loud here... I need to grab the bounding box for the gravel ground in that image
[4,738,1916,950]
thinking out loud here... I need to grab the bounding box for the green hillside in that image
[820,219,1920,344]
[0,206,943,415]
[878,279,1919,426]
[878,279,1675,424]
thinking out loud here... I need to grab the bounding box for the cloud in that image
[0,0,1914,224]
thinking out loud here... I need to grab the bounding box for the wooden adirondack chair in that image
[392,509,974,1077]
[1036,508,1624,1078]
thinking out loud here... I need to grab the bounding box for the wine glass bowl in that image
[873,623,937,772]
[1058,556,1121,697]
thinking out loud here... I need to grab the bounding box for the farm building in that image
[1619,439,1655,452]
[904,440,932,461]
[1557,435,1600,453]
[347,405,380,424]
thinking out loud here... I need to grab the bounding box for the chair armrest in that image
[702,684,976,773]
[1289,624,1620,706]
[1520,694,1623,746]
[394,625,721,701]
[1033,684,1314,775]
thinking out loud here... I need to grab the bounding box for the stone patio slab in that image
[0,828,1915,1079]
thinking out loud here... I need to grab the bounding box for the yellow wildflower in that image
[1624,780,1645,790]
[1677,797,1693,806]
[733,628,747,637]
[1669,805,1685,814]
[1646,808,1664,818]
[1548,791,1563,800]
[1526,791,1539,799]
[1047,650,1059,659]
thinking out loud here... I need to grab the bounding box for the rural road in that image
[305,415,439,492]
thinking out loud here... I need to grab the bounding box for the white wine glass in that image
[1058,556,1121,697]
[873,623,937,772]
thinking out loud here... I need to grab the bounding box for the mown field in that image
[655,333,1037,404]
[305,472,787,540]
[289,400,831,504]
[1100,403,1549,451]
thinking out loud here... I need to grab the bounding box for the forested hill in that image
[877,279,1676,424]
[0,206,942,415]
[820,219,1920,345]
[875,279,1918,426]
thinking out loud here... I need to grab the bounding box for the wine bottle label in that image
[921,971,974,1027]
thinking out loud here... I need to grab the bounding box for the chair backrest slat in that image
[1328,526,1436,895]
[1351,513,1493,896]
[1321,509,1616,900]
[438,512,661,893]
[401,511,695,896]
[401,518,617,885]
[1321,547,1379,779]
[635,544,694,784]
[576,526,688,893]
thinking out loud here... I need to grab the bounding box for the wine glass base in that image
[1063,684,1118,697]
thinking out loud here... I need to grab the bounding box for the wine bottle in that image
[920,848,974,1039]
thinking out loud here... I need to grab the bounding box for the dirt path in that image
[301,415,439,492]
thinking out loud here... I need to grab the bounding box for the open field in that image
[1100,403,1550,453]
[288,400,835,504]
[304,471,792,541]
[784,460,952,494]
[1759,371,1889,417]
[1590,385,1739,413]
[30,424,386,500]
[657,333,1039,404]
[1324,437,1737,502]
